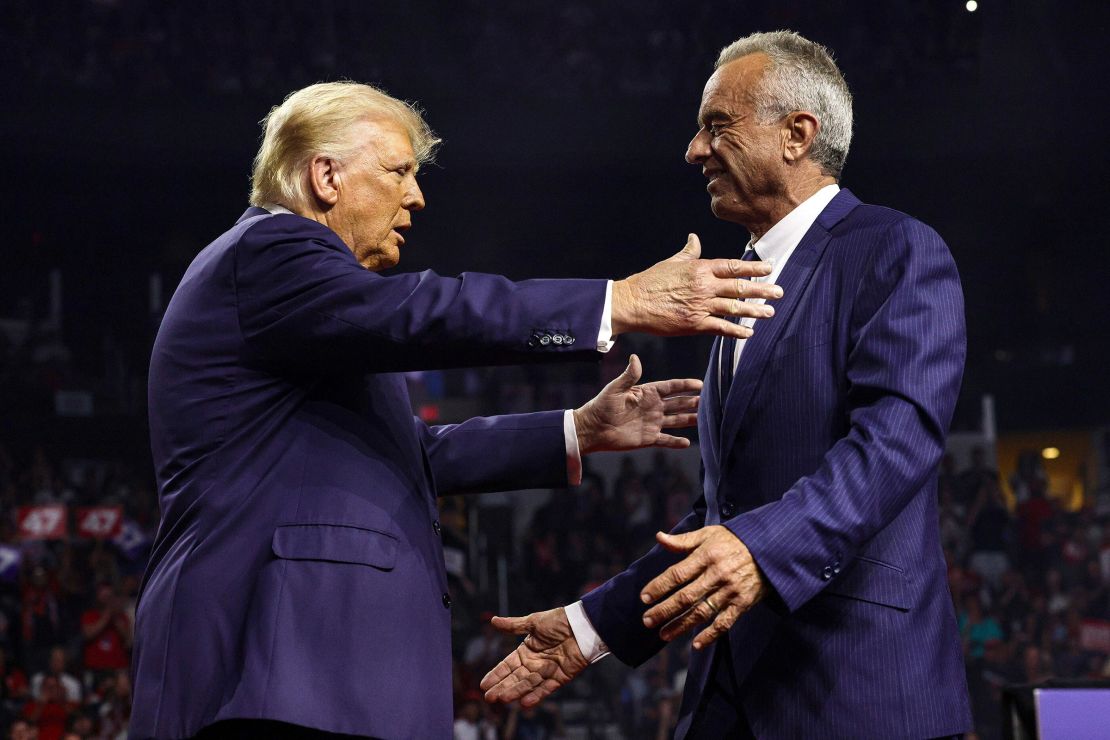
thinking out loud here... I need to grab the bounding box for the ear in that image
[308,155,342,207]
[782,111,820,164]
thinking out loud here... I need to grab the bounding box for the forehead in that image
[352,117,415,164]
[698,53,769,120]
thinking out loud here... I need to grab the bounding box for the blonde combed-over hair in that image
[249,81,441,211]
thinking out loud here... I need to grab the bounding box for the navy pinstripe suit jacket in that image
[583,190,974,738]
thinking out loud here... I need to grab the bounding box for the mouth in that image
[391,225,410,245]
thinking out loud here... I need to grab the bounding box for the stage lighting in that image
[1042,447,1060,460]
[966,1,978,11]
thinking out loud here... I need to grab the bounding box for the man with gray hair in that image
[131,81,781,738]
[483,31,972,738]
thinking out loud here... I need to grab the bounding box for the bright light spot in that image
[1042,447,1060,460]
[966,0,978,11]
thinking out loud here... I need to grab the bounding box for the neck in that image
[746,172,836,241]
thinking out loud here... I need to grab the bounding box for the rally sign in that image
[17,505,68,540]
[75,506,124,539]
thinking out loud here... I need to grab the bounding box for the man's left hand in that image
[573,354,701,454]
[639,526,767,649]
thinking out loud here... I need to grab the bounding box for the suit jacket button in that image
[442,593,452,609]
[821,566,833,580]
[433,520,441,536]
[565,336,575,345]
[720,502,736,518]
[552,334,564,345]
[539,334,552,346]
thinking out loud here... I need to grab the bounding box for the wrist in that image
[610,279,636,336]
[572,406,598,456]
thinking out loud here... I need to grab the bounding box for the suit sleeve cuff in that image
[596,280,615,353]
[565,601,610,664]
[563,410,582,487]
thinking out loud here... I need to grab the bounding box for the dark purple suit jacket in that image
[583,190,974,738]
[132,208,607,738]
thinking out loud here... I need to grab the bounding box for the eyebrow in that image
[697,107,729,127]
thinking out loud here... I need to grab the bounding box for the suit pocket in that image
[271,523,399,571]
[824,555,910,611]
[772,320,833,361]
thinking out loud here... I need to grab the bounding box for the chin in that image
[361,249,400,272]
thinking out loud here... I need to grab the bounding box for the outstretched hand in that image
[573,354,701,455]
[610,233,782,339]
[640,526,767,650]
[480,607,589,708]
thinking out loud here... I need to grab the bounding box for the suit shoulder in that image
[835,201,951,259]
[237,211,343,250]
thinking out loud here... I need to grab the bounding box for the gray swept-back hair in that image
[250,81,441,210]
[717,31,853,179]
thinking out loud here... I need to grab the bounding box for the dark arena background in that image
[2,2,1109,738]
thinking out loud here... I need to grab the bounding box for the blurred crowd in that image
[0,424,1107,738]
[0,444,154,740]
[446,448,1110,740]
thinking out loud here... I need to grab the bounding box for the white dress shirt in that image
[260,204,614,486]
[567,183,841,663]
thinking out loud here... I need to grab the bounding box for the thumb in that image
[612,354,643,391]
[490,615,532,635]
[656,529,703,553]
[673,233,701,261]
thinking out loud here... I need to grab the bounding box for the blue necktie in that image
[719,247,761,403]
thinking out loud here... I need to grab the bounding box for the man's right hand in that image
[611,233,782,338]
[480,607,588,707]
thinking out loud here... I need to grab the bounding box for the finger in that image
[481,650,523,692]
[659,595,721,642]
[490,615,532,636]
[661,395,698,414]
[656,530,705,553]
[711,276,783,301]
[643,572,714,627]
[693,603,745,650]
[652,434,692,449]
[696,316,755,339]
[647,377,703,397]
[624,354,643,388]
[486,656,544,702]
[709,258,773,279]
[672,233,702,261]
[521,678,563,707]
[660,414,698,431]
[640,546,706,604]
[705,297,775,320]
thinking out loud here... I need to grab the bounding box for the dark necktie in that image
[719,247,761,403]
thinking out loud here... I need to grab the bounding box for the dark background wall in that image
[2,0,1108,431]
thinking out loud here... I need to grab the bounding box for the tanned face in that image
[328,118,425,270]
[685,54,790,232]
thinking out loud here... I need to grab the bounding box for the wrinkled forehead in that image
[698,54,769,121]
[350,116,417,166]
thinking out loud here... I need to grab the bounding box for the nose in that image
[405,178,425,212]
[685,128,710,165]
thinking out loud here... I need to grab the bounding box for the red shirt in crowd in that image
[80,608,131,670]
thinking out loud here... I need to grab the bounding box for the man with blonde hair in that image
[131,81,781,738]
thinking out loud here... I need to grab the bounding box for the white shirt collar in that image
[745,184,840,264]
[262,203,294,216]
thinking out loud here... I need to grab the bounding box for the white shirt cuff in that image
[563,410,582,487]
[565,601,610,664]
[596,280,615,353]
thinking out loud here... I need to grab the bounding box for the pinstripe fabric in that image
[582,190,973,738]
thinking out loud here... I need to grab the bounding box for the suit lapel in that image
[717,189,861,463]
